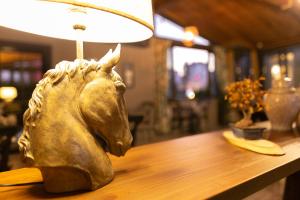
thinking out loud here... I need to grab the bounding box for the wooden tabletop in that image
[1,130,300,200]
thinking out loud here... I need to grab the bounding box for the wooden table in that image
[1,129,300,200]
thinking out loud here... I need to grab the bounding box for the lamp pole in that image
[73,24,85,60]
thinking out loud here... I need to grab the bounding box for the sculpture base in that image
[40,167,113,193]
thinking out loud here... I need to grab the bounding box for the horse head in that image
[79,44,132,156]
[18,44,133,193]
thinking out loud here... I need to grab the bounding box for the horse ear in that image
[99,49,112,69]
[100,44,121,74]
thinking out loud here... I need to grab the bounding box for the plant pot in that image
[230,124,266,140]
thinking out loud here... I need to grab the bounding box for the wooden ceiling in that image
[154,0,300,49]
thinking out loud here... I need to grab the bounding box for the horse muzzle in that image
[110,139,131,157]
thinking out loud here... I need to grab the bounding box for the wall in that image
[0,27,156,112]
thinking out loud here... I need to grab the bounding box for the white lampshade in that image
[0,0,154,43]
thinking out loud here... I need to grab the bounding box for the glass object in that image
[23,72,31,85]
[12,71,21,83]
[1,70,11,83]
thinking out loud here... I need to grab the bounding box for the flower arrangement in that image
[225,77,265,128]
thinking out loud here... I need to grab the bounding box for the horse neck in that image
[44,69,101,124]
[47,74,85,124]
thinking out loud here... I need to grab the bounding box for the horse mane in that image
[18,59,102,162]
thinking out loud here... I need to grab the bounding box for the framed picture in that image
[122,63,135,88]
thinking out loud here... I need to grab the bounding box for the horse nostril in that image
[117,141,123,147]
[116,141,125,156]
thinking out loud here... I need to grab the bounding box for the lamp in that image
[0,0,154,58]
[183,26,199,47]
[0,87,18,102]
[0,0,153,193]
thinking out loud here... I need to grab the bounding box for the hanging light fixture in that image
[183,26,199,47]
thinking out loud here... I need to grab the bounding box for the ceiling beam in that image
[263,36,300,49]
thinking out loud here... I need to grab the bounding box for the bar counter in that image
[0,129,300,199]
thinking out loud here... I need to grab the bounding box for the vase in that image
[264,78,300,132]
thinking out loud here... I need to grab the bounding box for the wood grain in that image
[154,0,300,49]
[0,130,300,199]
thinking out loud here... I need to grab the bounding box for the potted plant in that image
[225,77,266,139]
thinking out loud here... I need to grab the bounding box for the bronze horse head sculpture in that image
[18,44,133,193]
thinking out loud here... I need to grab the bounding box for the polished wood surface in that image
[154,0,300,49]
[1,130,300,199]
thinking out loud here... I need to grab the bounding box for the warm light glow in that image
[271,64,281,80]
[185,89,195,100]
[183,26,199,47]
[287,52,294,61]
[0,0,154,43]
[184,32,194,42]
[0,87,18,102]
[154,14,210,46]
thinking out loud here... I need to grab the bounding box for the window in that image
[168,46,215,100]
